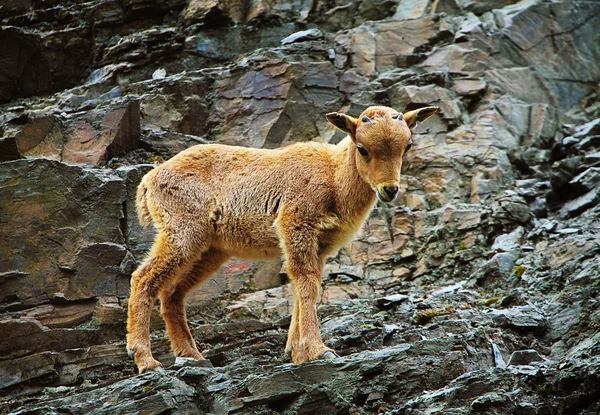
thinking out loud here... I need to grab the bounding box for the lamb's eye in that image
[357,145,369,157]
[405,141,413,152]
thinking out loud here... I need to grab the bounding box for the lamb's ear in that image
[326,112,358,139]
[403,106,439,129]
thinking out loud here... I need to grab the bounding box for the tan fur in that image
[126,105,438,373]
[136,177,152,228]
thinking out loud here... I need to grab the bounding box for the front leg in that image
[285,283,302,359]
[293,268,336,363]
[277,218,336,363]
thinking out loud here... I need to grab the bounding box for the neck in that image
[333,137,377,222]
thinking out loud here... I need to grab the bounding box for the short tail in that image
[136,177,153,228]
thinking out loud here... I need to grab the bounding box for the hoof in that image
[150,366,165,373]
[322,351,338,360]
[127,348,136,360]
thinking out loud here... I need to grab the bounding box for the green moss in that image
[143,385,153,393]
[348,406,361,415]
[413,309,439,326]
[109,162,120,169]
[457,243,468,251]
[481,297,501,307]
[147,155,164,164]
[422,276,436,285]
[514,265,526,279]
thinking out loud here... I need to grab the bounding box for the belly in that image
[213,215,282,260]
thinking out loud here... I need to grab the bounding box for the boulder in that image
[5,100,140,166]
[0,159,129,307]
[335,16,441,76]
[507,349,543,366]
[0,26,93,102]
[491,226,524,252]
[560,186,600,218]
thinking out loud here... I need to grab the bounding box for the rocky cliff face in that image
[1,0,600,414]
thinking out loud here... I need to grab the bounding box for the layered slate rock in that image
[0,27,93,102]
[0,159,129,307]
[1,99,142,166]
[1,0,600,413]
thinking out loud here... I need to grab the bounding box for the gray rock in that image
[0,351,56,390]
[550,156,584,191]
[488,306,546,332]
[321,313,362,334]
[490,341,506,369]
[491,226,524,252]
[474,251,519,286]
[213,342,471,414]
[0,26,93,101]
[556,227,580,235]
[507,349,543,366]
[281,29,324,45]
[152,68,166,80]
[560,186,600,218]
[374,294,409,308]
[0,159,131,307]
[173,357,214,369]
[495,2,600,110]
[5,100,141,166]
[529,198,547,218]
[393,0,429,20]
[471,392,507,411]
[8,371,200,415]
[575,132,600,150]
[0,136,22,162]
[584,152,600,164]
[430,280,467,297]
[491,194,531,225]
[529,103,558,149]
[573,118,600,138]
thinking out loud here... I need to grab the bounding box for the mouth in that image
[376,191,394,204]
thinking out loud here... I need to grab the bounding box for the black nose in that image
[383,186,398,199]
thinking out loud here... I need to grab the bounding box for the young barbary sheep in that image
[127,105,439,373]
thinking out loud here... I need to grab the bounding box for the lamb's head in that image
[326,105,439,203]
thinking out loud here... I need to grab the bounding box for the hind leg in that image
[127,235,198,373]
[159,248,230,359]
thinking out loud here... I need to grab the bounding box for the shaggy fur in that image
[126,105,438,373]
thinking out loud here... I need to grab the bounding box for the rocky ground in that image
[1,0,600,414]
